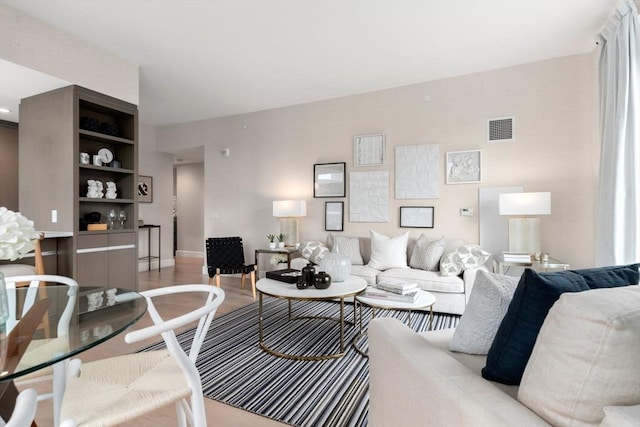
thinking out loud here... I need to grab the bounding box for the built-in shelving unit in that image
[19,85,139,291]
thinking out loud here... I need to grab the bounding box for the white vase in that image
[269,242,277,249]
[319,244,351,282]
[278,242,285,248]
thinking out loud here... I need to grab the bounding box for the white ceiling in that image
[0,0,618,128]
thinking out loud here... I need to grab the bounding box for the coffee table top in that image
[356,288,436,311]
[257,275,367,299]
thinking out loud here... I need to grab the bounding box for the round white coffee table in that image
[353,288,436,357]
[256,275,367,361]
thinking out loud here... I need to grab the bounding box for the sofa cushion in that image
[367,230,409,270]
[440,245,491,276]
[350,264,380,285]
[409,234,445,271]
[518,286,640,427]
[329,235,364,265]
[600,405,640,427]
[482,264,640,385]
[378,268,464,293]
[449,270,519,355]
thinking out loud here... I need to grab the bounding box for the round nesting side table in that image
[353,289,436,357]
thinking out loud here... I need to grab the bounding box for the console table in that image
[139,224,161,271]
[254,247,300,278]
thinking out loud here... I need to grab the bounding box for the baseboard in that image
[176,250,204,258]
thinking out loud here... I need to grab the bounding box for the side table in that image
[254,247,300,278]
[353,289,436,357]
[493,254,569,275]
[139,224,161,271]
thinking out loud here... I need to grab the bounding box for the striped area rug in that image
[144,298,459,427]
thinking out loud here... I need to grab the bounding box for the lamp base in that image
[508,217,541,254]
[279,218,299,247]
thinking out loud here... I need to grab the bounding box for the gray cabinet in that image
[19,86,138,290]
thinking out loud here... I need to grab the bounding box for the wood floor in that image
[31,257,287,426]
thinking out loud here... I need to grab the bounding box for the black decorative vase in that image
[301,263,316,287]
[314,271,332,289]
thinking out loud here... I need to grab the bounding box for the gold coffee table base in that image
[258,294,357,361]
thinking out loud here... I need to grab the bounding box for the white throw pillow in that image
[518,286,640,427]
[331,235,364,265]
[449,270,519,354]
[440,245,491,276]
[367,230,409,271]
[409,234,445,271]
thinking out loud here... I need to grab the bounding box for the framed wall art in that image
[314,162,346,198]
[396,143,439,199]
[353,133,385,167]
[324,201,344,232]
[399,206,434,228]
[138,175,153,203]
[446,149,482,184]
[349,170,389,222]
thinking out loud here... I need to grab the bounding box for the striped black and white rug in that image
[144,298,459,427]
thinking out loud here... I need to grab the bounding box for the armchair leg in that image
[241,273,246,289]
[215,268,221,288]
[250,270,256,299]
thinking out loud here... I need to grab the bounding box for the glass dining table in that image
[0,285,147,422]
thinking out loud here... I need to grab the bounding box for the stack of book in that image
[502,252,532,262]
[362,280,420,303]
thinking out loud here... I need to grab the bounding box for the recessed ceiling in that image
[0,0,618,127]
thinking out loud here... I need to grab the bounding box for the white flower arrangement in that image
[269,254,288,266]
[0,207,40,261]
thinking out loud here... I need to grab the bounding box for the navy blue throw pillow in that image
[482,264,639,385]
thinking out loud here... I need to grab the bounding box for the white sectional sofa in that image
[368,271,640,427]
[292,233,489,315]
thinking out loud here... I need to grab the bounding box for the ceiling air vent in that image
[487,116,514,143]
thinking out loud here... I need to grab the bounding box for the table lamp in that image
[273,200,307,247]
[499,192,551,254]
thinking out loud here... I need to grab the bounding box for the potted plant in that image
[267,233,277,249]
[276,233,286,248]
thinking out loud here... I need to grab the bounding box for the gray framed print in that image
[353,133,385,167]
[399,206,434,228]
[325,201,344,232]
[314,162,346,198]
[446,149,482,184]
[138,175,153,203]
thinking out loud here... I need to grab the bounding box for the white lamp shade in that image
[499,192,551,216]
[273,200,307,218]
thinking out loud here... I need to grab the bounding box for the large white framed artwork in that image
[349,171,389,222]
[446,149,482,184]
[354,134,385,167]
[395,144,439,199]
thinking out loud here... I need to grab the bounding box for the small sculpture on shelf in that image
[86,180,104,199]
[105,181,117,199]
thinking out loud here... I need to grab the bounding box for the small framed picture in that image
[399,206,434,228]
[325,201,344,231]
[446,149,482,184]
[138,175,153,203]
[314,162,346,198]
[354,133,385,167]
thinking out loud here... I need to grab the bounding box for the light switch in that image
[51,209,58,223]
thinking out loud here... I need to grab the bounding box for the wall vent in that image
[487,116,514,143]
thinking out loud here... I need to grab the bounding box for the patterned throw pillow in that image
[440,245,491,276]
[409,234,445,271]
[331,235,364,265]
[299,241,329,264]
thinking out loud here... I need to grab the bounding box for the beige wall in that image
[0,4,138,104]
[175,163,205,257]
[158,51,600,269]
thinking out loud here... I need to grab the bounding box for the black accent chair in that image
[206,237,257,298]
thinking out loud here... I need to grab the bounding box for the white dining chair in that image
[0,388,39,427]
[60,284,225,427]
[3,274,79,427]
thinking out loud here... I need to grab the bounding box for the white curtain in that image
[596,0,640,266]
